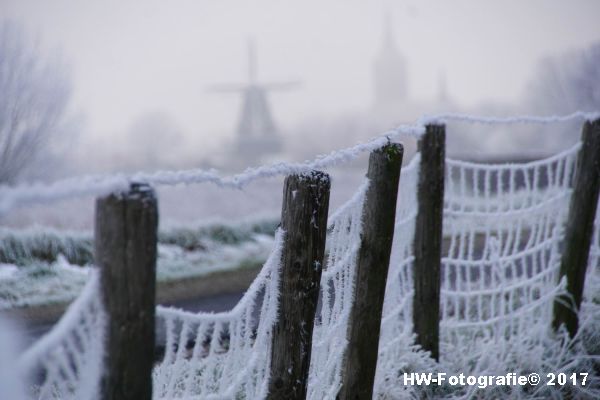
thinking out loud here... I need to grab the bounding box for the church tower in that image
[373,12,408,107]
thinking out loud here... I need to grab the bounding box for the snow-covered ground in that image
[0,219,277,309]
[0,168,368,310]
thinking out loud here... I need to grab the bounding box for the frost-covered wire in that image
[308,180,369,399]
[375,137,600,399]
[419,110,600,126]
[2,111,597,216]
[18,270,106,400]
[0,123,422,216]
[152,229,284,399]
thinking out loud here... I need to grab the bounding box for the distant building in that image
[211,40,296,168]
[373,13,408,108]
[371,11,456,128]
[369,11,458,162]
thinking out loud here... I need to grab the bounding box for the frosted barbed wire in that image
[419,110,600,126]
[1,111,597,216]
[18,270,105,400]
[0,123,422,216]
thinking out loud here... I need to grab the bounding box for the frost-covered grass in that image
[0,219,277,309]
[0,228,93,266]
[373,268,600,399]
[0,257,91,309]
[0,220,277,266]
[158,219,277,250]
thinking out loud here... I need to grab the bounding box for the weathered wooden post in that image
[96,183,158,400]
[267,171,330,400]
[553,119,600,338]
[337,143,404,400]
[413,124,445,361]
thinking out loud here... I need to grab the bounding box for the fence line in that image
[10,112,600,399]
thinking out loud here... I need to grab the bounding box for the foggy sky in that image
[3,0,600,151]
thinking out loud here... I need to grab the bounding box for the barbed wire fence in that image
[5,111,600,400]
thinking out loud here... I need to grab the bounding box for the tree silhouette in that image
[527,42,600,114]
[0,21,71,183]
[521,42,600,149]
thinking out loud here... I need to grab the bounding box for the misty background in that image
[2,0,600,227]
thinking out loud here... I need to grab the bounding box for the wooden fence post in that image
[267,171,330,400]
[96,183,158,400]
[413,124,445,361]
[337,143,404,400]
[553,119,600,337]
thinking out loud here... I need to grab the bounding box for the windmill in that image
[209,39,299,166]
